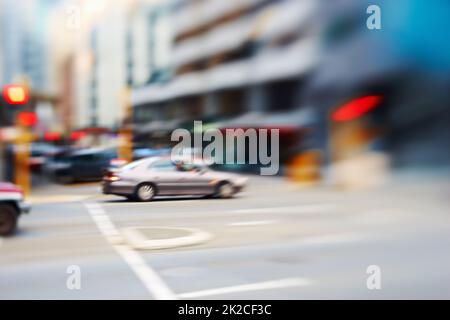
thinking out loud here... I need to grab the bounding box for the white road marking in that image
[97,203,335,220]
[178,277,312,299]
[113,245,176,300]
[231,204,334,214]
[300,233,364,245]
[84,202,177,300]
[228,220,276,227]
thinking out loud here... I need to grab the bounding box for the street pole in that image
[14,124,32,196]
[118,87,133,163]
[12,79,33,196]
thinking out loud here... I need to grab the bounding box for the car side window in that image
[180,163,201,172]
[149,161,176,172]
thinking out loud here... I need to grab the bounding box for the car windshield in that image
[121,159,149,171]
[149,160,177,172]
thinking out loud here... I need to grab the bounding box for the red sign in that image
[332,95,383,122]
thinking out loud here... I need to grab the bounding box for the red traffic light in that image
[332,95,383,122]
[3,85,29,105]
[18,112,38,127]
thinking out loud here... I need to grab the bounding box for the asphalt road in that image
[1,174,450,299]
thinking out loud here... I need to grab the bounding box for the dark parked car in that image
[29,143,62,173]
[50,148,117,183]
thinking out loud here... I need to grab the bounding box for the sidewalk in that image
[28,176,100,204]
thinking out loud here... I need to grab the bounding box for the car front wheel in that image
[0,204,19,236]
[217,182,234,199]
[135,183,156,202]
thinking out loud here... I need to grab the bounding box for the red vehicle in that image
[0,182,30,235]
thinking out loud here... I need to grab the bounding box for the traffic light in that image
[17,111,38,127]
[1,85,33,197]
[2,85,29,105]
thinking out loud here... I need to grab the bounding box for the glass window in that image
[72,154,95,163]
[122,159,148,171]
[149,160,176,172]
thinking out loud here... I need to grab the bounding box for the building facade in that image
[131,0,321,174]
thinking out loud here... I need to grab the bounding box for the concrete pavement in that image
[1,174,449,299]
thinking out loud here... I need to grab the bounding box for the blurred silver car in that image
[102,157,248,201]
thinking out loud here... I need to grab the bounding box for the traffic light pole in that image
[14,125,32,196]
[118,87,133,163]
[4,81,33,196]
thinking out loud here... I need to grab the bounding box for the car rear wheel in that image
[135,183,155,202]
[217,182,234,199]
[0,204,18,236]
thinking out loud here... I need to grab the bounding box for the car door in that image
[71,154,95,180]
[81,153,106,180]
[145,160,182,195]
[175,164,214,195]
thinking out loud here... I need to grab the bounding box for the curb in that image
[121,227,213,250]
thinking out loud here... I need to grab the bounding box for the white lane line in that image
[113,245,176,300]
[300,233,364,245]
[84,202,177,300]
[228,220,276,227]
[231,204,334,214]
[96,203,335,219]
[178,277,312,299]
